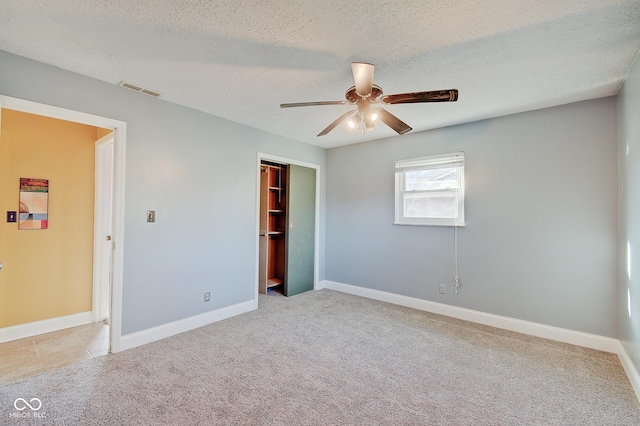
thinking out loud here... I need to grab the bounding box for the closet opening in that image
[257,156,318,299]
[259,161,288,296]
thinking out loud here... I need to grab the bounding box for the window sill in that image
[392,222,466,228]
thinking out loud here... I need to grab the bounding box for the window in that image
[394,152,465,226]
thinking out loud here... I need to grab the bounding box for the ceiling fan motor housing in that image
[345,85,383,104]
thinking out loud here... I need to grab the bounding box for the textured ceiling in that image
[1,1,639,148]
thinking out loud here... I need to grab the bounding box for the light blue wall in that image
[0,50,326,335]
[326,98,618,337]
[618,53,640,371]
[0,48,626,342]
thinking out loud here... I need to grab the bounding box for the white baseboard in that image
[321,280,640,402]
[617,341,640,400]
[118,300,255,352]
[0,311,93,343]
[320,280,619,353]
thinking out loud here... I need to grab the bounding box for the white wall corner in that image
[0,311,93,343]
[117,300,256,352]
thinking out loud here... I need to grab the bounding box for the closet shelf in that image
[267,278,282,287]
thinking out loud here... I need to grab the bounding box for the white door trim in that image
[255,153,321,304]
[0,95,127,353]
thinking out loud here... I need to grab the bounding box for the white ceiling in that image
[1,1,639,148]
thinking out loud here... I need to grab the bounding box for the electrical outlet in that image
[439,284,446,294]
[204,292,210,302]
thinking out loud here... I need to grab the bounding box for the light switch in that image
[7,211,17,223]
[147,210,156,223]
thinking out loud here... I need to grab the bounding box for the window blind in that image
[395,152,464,172]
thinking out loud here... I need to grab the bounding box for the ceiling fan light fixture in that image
[347,112,361,129]
[364,116,374,131]
[281,62,458,137]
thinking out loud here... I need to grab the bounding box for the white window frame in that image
[394,152,465,227]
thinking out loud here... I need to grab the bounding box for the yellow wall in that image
[0,109,97,328]
[96,127,113,140]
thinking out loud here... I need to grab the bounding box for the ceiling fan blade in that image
[381,89,458,104]
[351,62,374,98]
[280,101,348,108]
[317,109,357,137]
[374,108,412,135]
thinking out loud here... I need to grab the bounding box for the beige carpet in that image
[1,289,639,425]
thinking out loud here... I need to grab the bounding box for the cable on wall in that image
[453,183,460,294]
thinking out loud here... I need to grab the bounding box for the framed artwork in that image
[19,178,49,230]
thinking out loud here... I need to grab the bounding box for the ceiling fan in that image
[280,62,458,137]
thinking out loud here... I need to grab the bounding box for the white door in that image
[93,134,114,322]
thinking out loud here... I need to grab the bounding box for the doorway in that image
[0,95,126,355]
[255,153,320,302]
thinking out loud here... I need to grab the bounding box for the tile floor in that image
[0,322,109,385]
